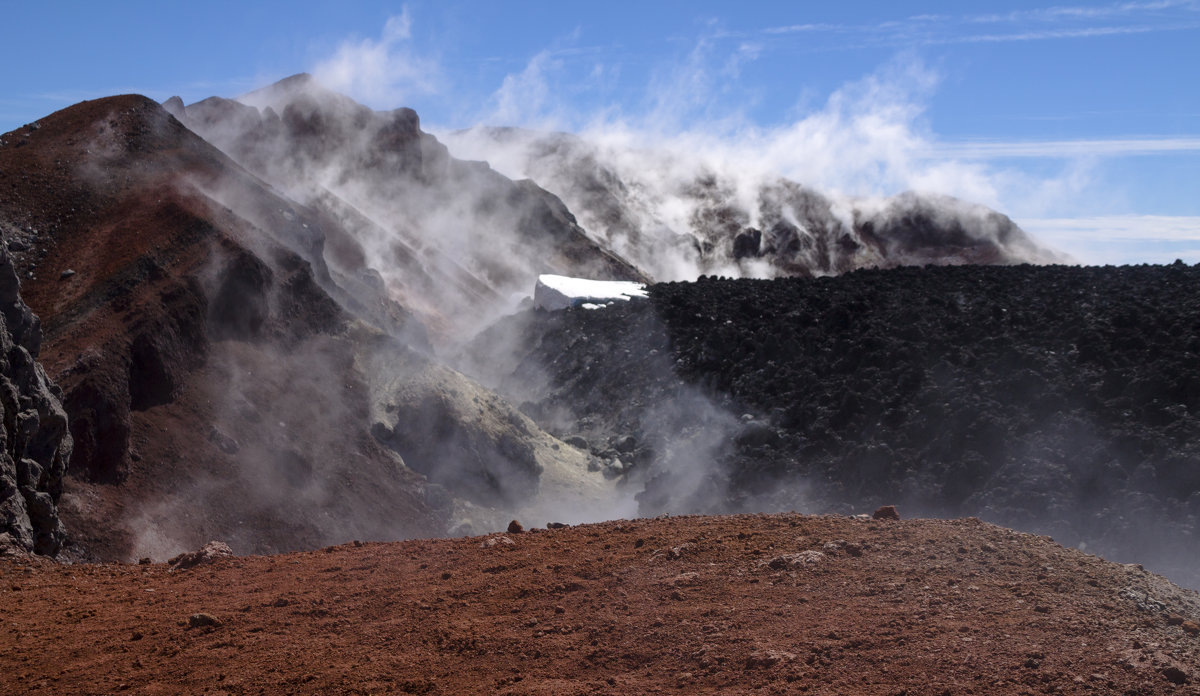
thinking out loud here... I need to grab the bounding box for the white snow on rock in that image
[533,274,648,311]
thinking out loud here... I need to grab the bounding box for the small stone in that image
[138,557,151,565]
[670,572,701,587]
[746,649,795,668]
[546,522,568,529]
[507,520,525,534]
[59,269,75,279]
[188,613,221,629]
[872,505,900,520]
[1160,666,1189,684]
[1182,620,1199,636]
[1166,614,1184,626]
[480,535,516,549]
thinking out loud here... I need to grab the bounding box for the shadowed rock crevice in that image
[0,245,72,555]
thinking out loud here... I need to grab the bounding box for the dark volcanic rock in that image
[167,75,647,338]
[471,263,1200,588]
[0,95,442,560]
[443,128,1063,281]
[0,245,72,555]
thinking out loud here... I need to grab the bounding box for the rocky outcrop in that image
[0,95,445,560]
[471,262,1200,589]
[166,75,647,339]
[442,127,1066,281]
[366,341,624,534]
[0,243,71,555]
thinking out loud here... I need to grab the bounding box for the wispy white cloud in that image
[923,22,1200,44]
[763,23,844,35]
[929,137,1200,159]
[968,0,1194,23]
[761,1,1199,46]
[1021,215,1200,264]
[312,7,440,108]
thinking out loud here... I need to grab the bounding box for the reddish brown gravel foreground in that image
[2,513,1199,695]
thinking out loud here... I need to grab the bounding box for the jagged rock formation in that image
[0,90,641,561]
[0,242,71,555]
[0,95,444,559]
[0,78,1093,566]
[366,341,628,535]
[468,263,1200,589]
[165,74,646,339]
[443,127,1065,281]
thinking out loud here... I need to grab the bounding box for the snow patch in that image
[534,274,648,311]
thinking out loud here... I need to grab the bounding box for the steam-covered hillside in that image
[467,263,1200,589]
[168,74,1060,332]
[164,74,644,339]
[0,75,1125,575]
[443,126,1065,281]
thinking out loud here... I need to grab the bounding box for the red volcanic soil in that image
[3,513,1199,695]
[0,96,440,560]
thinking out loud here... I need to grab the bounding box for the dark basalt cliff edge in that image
[469,262,1200,588]
[0,243,71,555]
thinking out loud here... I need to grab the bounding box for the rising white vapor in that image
[312,7,439,108]
[307,12,1189,268]
[445,50,1057,217]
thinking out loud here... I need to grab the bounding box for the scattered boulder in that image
[507,519,524,534]
[873,505,900,521]
[480,535,516,549]
[1161,665,1189,685]
[187,613,222,629]
[764,551,825,570]
[169,541,234,571]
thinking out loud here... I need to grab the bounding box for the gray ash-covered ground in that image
[468,262,1200,588]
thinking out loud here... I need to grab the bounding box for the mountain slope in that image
[0,93,643,561]
[442,126,1065,281]
[0,96,446,559]
[165,74,647,340]
[468,264,1200,589]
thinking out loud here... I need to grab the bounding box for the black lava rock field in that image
[470,262,1200,588]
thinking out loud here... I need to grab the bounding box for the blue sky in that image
[2,1,1198,263]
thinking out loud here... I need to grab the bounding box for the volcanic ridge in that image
[0,75,1198,693]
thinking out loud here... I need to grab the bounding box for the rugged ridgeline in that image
[0,92,641,561]
[164,74,645,340]
[467,264,1200,589]
[0,77,1080,564]
[0,244,71,556]
[443,126,1066,281]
